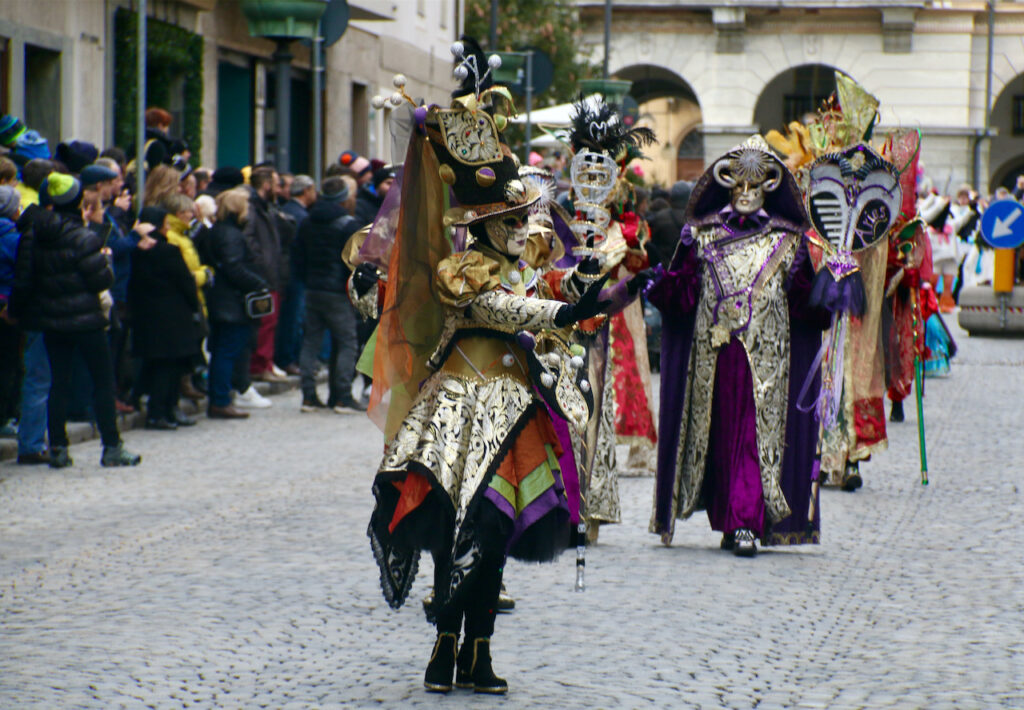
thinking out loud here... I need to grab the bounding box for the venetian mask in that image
[713,147,782,215]
[484,209,529,257]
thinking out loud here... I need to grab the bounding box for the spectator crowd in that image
[0,107,394,468]
[1,105,1021,470]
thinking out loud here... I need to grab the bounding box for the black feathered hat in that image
[568,94,656,162]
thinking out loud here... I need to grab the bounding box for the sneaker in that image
[301,396,328,413]
[49,446,73,468]
[271,364,289,378]
[101,444,142,467]
[234,386,273,409]
[333,397,367,413]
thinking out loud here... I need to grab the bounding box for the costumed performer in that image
[367,38,607,695]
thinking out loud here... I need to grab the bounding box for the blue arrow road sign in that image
[981,198,1024,249]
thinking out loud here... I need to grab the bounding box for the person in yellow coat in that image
[161,191,212,402]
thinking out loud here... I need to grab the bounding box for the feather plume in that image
[568,94,657,158]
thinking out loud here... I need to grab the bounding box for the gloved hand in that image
[352,262,380,296]
[626,268,659,297]
[555,273,612,327]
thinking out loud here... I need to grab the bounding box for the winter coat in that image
[647,206,687,268]
[293,199,358,294]
[10,209,113,332]
[243,190,283,290]
[280,200,309,284]
[128,234,200,360]
[105,209,139,304]
[0,217,20,302]
[353,184,385,228]
[166,214,211,317]
[201,216,269,325]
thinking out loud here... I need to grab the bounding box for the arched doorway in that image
[676,127,703,180]
[613,64,702,186]
[988,72,1024,193]
[752,64,843,135]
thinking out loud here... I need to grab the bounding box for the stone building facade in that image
[0,0,463,173]
[579,0,1024,193]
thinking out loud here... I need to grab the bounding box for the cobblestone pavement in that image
[1,320,1022,709]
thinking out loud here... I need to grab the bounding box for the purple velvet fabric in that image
[546,402,582,525]
[705,336,766,534]
[648,226,701,534]
[809,267,867,317]
[770,242,831,543]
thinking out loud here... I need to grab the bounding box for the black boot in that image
[889,400,904,422]
[455,637,473,689]
[467,637,507,694]
[423,632,458,693]
[841,462,863,492]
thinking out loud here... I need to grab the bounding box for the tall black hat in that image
[424,36,538,226]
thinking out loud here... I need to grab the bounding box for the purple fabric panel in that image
[505,486,568,552]
[553,210,580,269]
[772,245,825,540]
[358,166,404,269]
[600,278,634,317]
[647,229,701,315]
[787,240,834,329]
[484,487,517,521]
[705,337,766,535]
[771,310,823,540]
[651,236,701,533]
[546,403,581,525]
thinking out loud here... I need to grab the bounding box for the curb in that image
[0,377,302,462]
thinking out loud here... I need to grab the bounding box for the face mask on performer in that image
[713,148,782,216]
[483,209,529,257]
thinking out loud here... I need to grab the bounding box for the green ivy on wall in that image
[113,7,203,164]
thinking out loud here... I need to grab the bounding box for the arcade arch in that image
[752,63,844,134]
[988,72,1024,193]
[613,64,702,186]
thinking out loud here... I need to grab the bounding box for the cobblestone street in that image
[1,321,1022,709]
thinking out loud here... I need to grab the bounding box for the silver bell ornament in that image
[570,356,585,370]
[540,372,555,388]
[392,74,407,88]
[502,354,515,368]
[580,379,591,392]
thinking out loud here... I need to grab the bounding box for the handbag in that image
[245,289,275,319]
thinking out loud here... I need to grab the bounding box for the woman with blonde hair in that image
[142,164,181,208]
[196,187,268,418]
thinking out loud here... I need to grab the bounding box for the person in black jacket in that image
[353,165,394,228]
[200,187,269,419]
[8,174,140,468]
[128,206,201,430]
[293,176,365,412]
[646,180,692,268]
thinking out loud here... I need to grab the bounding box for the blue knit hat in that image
[0,115,26,147]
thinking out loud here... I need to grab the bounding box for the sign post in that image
[980,198,1024,328]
